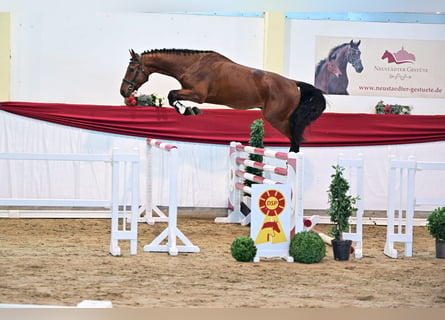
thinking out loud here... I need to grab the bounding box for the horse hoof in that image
[192,107,202,115]
[183,107,194,116]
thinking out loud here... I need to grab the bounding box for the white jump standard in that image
[385,156,445,258]
[143,138,200,256]
[219,141,309,235]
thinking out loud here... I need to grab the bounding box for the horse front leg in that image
[168,90,203,116]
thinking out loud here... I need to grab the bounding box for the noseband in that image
[122,59,149,95]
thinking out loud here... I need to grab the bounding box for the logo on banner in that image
[315,36,444,98]
[381,46,416,65]
[254,189,288,245]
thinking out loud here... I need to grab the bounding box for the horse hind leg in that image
[289,134,300,153]
[289,82,326,152]
[289,121,303,153]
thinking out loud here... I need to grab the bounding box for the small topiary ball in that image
[230,236,257,262]
[289,231,326,264]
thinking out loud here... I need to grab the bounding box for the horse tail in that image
[288,81,326,152]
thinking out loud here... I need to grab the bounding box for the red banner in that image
[1,101,444,147]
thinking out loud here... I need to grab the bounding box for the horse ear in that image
[357,40,361,47]
[129,49,136,58]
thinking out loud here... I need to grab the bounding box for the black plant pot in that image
[436,239,445,259]
[331,239,352,261]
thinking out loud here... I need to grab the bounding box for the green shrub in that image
[427,207,445,240]
[244,119,265,193]
[289,231,326,264]
[230,236,257,262]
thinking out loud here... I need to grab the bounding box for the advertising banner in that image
[315,36,445,98]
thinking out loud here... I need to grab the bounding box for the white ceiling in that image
[0,0,444,14]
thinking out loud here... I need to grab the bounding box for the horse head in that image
[347,40,363,73]
[381,50,396,63]
[120,49,149,98]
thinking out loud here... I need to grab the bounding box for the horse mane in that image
[315,58,327,74]
[316,42,350,72]
[141,48,214,56]
[328,43,349,59]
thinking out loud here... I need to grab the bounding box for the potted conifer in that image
[327,165,359,261]
[244,118,264,189]
[241,119,265,217]
[426,207,445,259]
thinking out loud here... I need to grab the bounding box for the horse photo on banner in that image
[315,36,445,98]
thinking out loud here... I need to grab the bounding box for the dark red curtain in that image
[1,101,445,147]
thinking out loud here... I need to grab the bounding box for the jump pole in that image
[143,138,200,256]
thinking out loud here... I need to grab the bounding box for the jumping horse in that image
[314,40,363,95]
[120,49,326,152]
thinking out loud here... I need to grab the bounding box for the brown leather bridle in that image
[122,59,149,97]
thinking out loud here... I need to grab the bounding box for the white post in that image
[144,139,169,223]
[145,139,153,223]
[384,156,416,258]
[405,156,416,257]
[338,153,364,259]
[109,148,140,256]
[129,148,140,255]
[215,141,244,223]
[167,147,179,256]
[288,151,305,234]
[109,148,121,256]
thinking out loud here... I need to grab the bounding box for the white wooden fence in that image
[385,156,445,258]
[0,149,140,256]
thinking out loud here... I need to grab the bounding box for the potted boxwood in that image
[327,165,359,261]
[426,207,445,259]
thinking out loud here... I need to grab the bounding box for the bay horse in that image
[314,40,363,95]
[120,49,326,152]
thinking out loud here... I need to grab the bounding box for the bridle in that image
[122,59,149,96]
[347,46,362,69]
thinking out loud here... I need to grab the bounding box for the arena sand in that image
[0,214,444,308]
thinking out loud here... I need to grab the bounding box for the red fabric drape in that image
[1,101,445,147]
